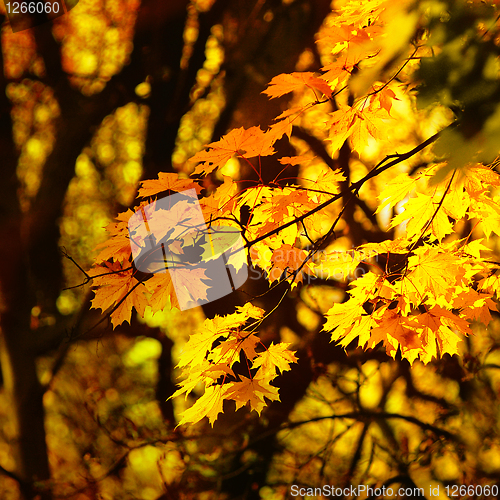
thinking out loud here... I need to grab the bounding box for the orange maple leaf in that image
[191,126,275,176]
[90,261,147,328]
[224,375,280,415]
[368,307,422,365]
[327,104,391,153]
[269,244,314,285]
[263,72,332,100]
[144,272,179,312]
[138,172,203,198]
[94,209,134,264]
[416,306,471,362]
[322,54,360,86]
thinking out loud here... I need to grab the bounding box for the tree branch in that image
[285,411,457,441]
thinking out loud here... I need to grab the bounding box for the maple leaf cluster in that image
[88,0,500,426]
[171,303,297,426]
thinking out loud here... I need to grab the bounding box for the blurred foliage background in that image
[1,0,500,499]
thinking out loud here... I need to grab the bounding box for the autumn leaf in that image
[323,273,388,346]
[464,164,500,194]
[376,173,417,214]
[224,375,280,415]
[266,116,294,144]
[94,209,134,263]
[368,307,422,365]
[177,384,226,427]
[171,359,235,401]
[301,168,345,196]
[375,86,398,115]
[468,196,500,239]
[133,200,203,251]
[90,261,147,328]
[327,106,356,153]
[251,342,298,378]
[337,314,379,349]
[349,107,391,152]
[176,303,265,370]
[211,332,261,366]
[269,244,314,286]
[452,289,497,325]
[172,302,279,426]
[479,272,500,299]
[191,126,275,176]
[416,306,471,362]
[144,272,179,312]
[138,172,203,198]
[263,72,332,100]
[322,54,360,86]
[407,247,465,302]
[389,193,454,242]
[176,317,231,370]
[323,299,366,338]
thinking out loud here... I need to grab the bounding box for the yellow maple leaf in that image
[278,155,315,166]
[407,247,464,302]
[266,117,295,145]
[389,193,454,242]
[479,272,500,298]
[323,299,366,338]
[390,275,423,311]
[349,107,391,152]
[464,164,500,194]
[468,197,500,239]
[171,360,235,400]
[452,289,497,325]
[177,384,226,427]
[251,342,298,378]
[327,106,356,153]
[357,238,408,257]
[304,168,345,195]
[177,303,264,370]
[437,171,469,220]
[376,173,417,214]
[337,314,378,349]
[327,104,391,154]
